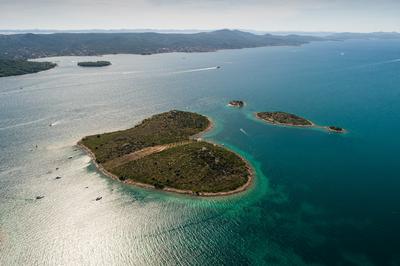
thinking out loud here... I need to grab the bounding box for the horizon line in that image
[0,28,399,34]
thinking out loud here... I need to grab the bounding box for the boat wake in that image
[0,118,48,131]
[172,66,220,74]
[367,58,400,67]
[122,71,142,75]
[240,128,249,136]
[386,59,400,63]
[342,58,400,72]
[49,120,61,127]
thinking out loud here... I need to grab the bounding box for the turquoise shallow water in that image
[0,40,400,265]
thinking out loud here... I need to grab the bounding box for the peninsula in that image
[79,110,252,196]
[0,59,56,77]
[255,111,346,133]
[77,61,111,67]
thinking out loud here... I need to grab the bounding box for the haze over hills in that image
[0,29,323,60]
[0,29,336,36]
[328,32,400,40]
[0,29,209,35]
[1,29,400,77]
[1,29,399,61]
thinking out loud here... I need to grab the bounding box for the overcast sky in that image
[1,0,399,32]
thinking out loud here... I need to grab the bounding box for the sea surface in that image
[0,40,399,265]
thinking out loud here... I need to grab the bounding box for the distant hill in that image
[327,32,400,40]
[0,29,322,60]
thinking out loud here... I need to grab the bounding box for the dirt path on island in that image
[79,118,255,197]
[103,122,214,170]
[103,141,192,169]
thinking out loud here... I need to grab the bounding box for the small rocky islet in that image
[77,61,111,67]
[228,100,245,108]
[78,104,344,198]
[255,111,345,133]
[327,126,345,133]
[256,111,313,126]
[226,101,345,132]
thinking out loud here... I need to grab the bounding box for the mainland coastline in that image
[78,111,253,197]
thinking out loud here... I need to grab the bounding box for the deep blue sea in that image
[0,40,399,265]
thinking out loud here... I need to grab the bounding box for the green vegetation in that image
[256,111,346,133]
[229,100,245,108]
[327,126,345,133]
[0,30,321,60]
[77,61,111,67]
[0,59,56,77]
[2,30,397,61]
[256,111,313,126]
[112,141,249,193]
[80,110,250,194]
[81,110,210,163]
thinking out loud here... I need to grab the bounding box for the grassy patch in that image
[81,110,210,163]
[81,110,250,194]
[256,111,313,126]
[111,141,249,193]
